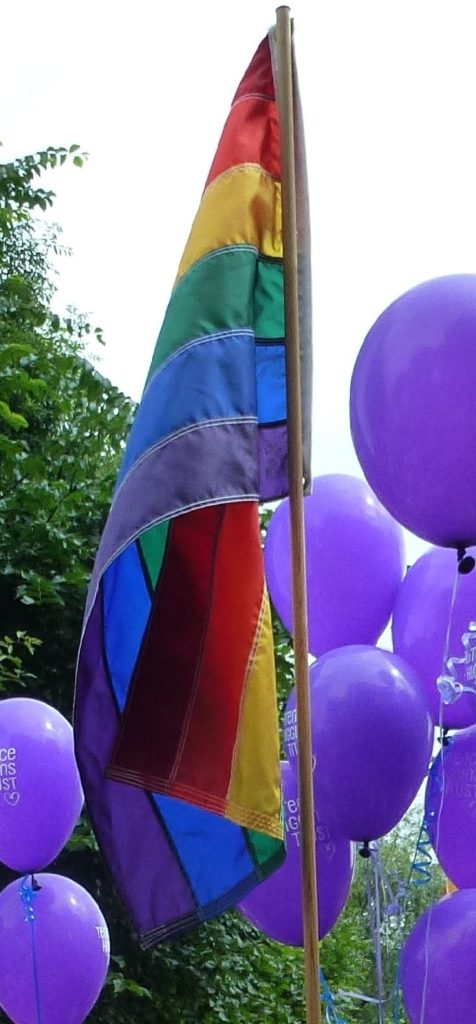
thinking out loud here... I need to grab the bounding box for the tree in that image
[0,145,133,710]
[0,145,441,1024]
[321,809,444,1023]
[0,146,308,1024]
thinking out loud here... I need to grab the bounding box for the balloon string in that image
[411,817,433,886]
[319,969,347,1023]
[391,955,403,1024]
[389,810,436,1021]
[372,851,386,1024]
[19,876,42,1024]
[365,849,385,1024]
[418,563,460,1024]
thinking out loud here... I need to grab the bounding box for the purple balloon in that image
[350,275,476,548]
[238,762,354,945]
[402,889,476,1023]
[0,699,84,871]
[285,647,433,841]
[392,546,476,729]
[264,474,404,658]
[0,873,109,1024]
[425,728,476,888]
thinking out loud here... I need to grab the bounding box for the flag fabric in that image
[74,28,311,946]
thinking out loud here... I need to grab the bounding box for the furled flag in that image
[74,26,311,945]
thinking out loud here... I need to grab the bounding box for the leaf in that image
[0,401,28,431]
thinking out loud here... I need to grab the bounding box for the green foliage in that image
[0,145,308,1024]
[321,809,444,1022]
[0,145,440,1024]
[0,148,133,712]
[0,632,41,691]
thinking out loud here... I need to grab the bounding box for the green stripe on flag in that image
[145,247,284,384]
[139,521,170,589]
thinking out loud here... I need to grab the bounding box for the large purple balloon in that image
[350,275,476,548]
[0,873,110,1024]
[0,699,84,871]
[238,762,354,945]
[285,647,433,841]
[392,546,476,729]
[425,728,476,888]
[264,474,404,658]
[402,889,476,1023]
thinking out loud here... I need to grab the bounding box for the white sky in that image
[3,0,476,565]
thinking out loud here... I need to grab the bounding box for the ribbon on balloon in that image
[389,810,441,1023]
[411,817,434,888]
[19,876,43,1024]
[320,970,347,1024]
[437,620,476,705]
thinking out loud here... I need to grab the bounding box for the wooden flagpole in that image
[275,8,322,1024]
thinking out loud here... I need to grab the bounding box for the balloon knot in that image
[457,547,475,575]
[19,876,40,923]
[359,841,372,859]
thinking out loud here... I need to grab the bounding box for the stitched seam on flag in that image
[93,603,206,917]
[140,910,203,947]
[78,598,198,940]
[105,765,283,838]
[187,243,281,269]
[225,583,266,804]
[181,242,258,269]
[145,793,201,911]
[139,851,285,946]
[231,92,275,109]
[170,243,258,296]
[242,827,260,871]
[138,855,285,946]
[169,505,226,783]
[259,419,286,429]
[141,328,255,405]
[99,579,130,716]
[135,538,154,598]
[170,243,282,298]
[201,162,279,202]
[115,415,258,503]
[79,493,259,649]
[255,336,285,346]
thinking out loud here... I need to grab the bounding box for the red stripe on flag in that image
[205,96,280,188]
[108,502,264,804]
[233,37,275,103]
[109,506,224,780]
[173,501,264,797]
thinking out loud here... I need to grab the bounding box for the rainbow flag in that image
[74,29,311,945]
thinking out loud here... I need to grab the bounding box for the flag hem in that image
[105,765,284,840]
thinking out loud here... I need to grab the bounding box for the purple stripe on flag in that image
[85,419,260,618]
[75,594,197,938]
[259,423,289,501]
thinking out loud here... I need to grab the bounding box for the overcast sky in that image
[3,0,476,564]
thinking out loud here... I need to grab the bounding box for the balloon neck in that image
[30,874,41,892]
[457,547,475,575]
[359,841,372,859]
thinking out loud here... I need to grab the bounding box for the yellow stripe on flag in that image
[176,165,282,283]
[226,588,283,838]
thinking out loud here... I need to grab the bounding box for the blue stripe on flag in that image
[256,343,286,424]
[117,331,256,488]
[154,793,255,906]
[103,543,151,711]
